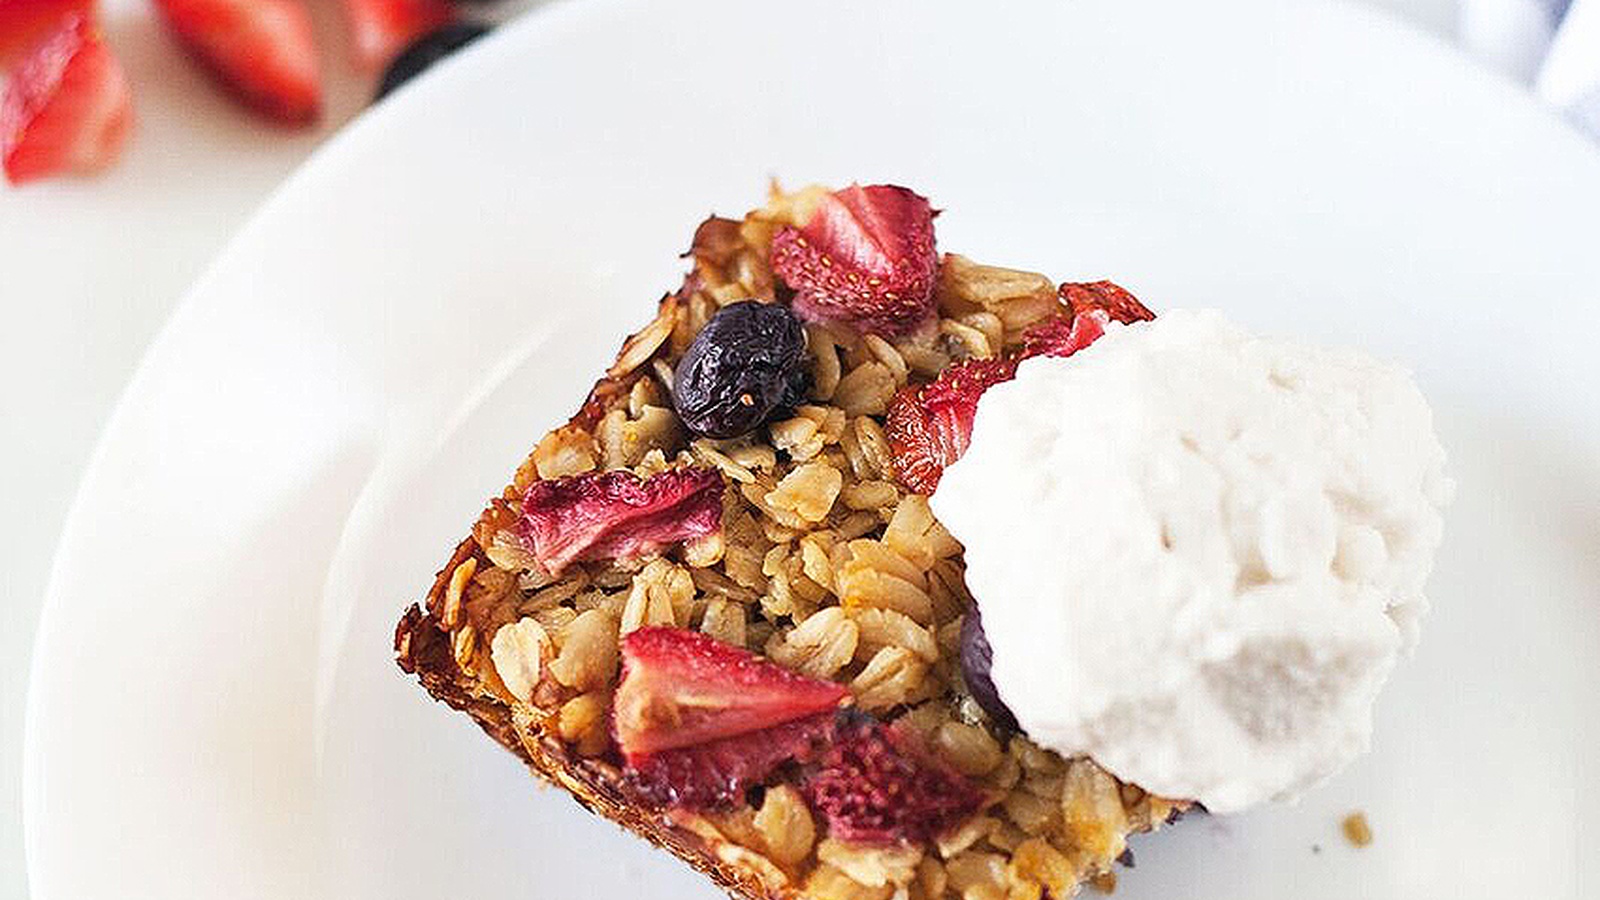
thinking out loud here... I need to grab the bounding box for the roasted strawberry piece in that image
[1059,280,1155,325]
[886,281,1156,491]
[342,0,456,72]
[803,716,985,844]
[0,0,92,68]
[625,711,837,808]
[1019,281,1154,360]
[1016,311,1107,360]
[613,627,849,762]
[520,467,724,576]
[1,15,132,185]
[885,357,1017,495]
[770,183,939,336]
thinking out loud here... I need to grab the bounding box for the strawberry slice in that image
[1060,280,1155,325]
[884,357,1017,495]
[153,0,322,125]
[613,627,849,762]
[520,467,724,576]
[803,716,984,844]
[1,14,132,185]
[625,711,837,808]
[342,0,455,72]
[1018,280,1155,360]
[1016,312,1106,361]
[886,281,1156,492]
[770,183,939,336]
[0,0,92,68]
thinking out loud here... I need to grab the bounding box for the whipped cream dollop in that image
[931,309,1451,812]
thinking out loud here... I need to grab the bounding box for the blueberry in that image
[672,301,807,440]
[375,23,491,101]
[960,604,1019,732]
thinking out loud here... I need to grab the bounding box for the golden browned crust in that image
[397,587,778,899]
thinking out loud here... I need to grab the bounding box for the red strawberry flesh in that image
[343,0,456,71]
[1019,281,1153,360]
[519,467,724,576]
[885,357,1017,495]
[1017,310,1107,360]
[154,0,322,125]
[614,627,849,761]
[770,183,939,336]
[1,14,132,185]
[888,280,1157,491]
[624,711,837,809]
[803,717,984,844]
[1059,280,1155,325]
[0,0,92,68]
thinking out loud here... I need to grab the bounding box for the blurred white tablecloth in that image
[0,1,1588,898]
[1463,0,1600,134]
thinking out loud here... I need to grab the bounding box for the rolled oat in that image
[489,617,550,704]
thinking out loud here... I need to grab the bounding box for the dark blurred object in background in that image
[377,22,489,100]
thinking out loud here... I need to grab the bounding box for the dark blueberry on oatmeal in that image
[960,602,1018,732]
[671,300,807,439]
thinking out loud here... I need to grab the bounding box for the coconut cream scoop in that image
[932,309,1451,812]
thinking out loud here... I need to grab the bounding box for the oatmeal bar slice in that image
[395,182,1188,900]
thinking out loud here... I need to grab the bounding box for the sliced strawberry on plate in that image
[519,467,724,576]
[770,183,940,336]
[1,14,132,185]
[0,0,92,68]
[1018,280,1155,360]
[153,0,322,125]
[885,357,1017,495]
[342,0,455,72]
[803,715,985,843]
[625,711,837,808]
[613,627,849,762]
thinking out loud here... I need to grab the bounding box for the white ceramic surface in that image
[23,0,1600,898]
[0,1,370,894]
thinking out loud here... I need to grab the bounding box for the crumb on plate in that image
[1342,811,1373,847]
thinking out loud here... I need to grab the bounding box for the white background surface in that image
[0,0,1544,896]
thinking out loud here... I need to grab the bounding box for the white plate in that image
[25,0,1600,897]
